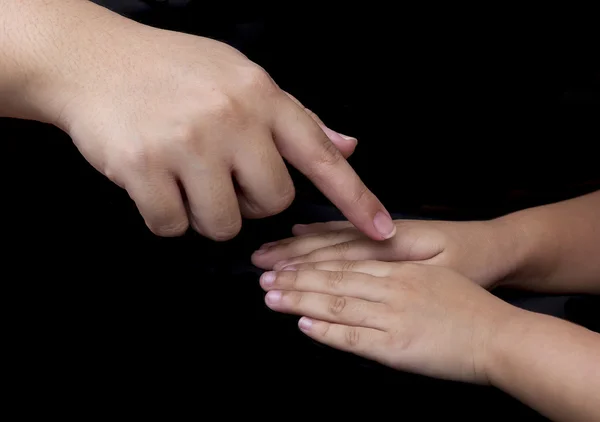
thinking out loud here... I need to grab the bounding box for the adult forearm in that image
[0,0,127,124]
[487,310,600,421]
[496,190,600,293]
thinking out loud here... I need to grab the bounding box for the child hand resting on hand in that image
[252,190,600,422]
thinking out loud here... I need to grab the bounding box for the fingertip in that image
[298,317,313,331]
[373,211,397,240]
[321,127,357,159]
[145,218,190,237]
[292,224,309,235]
[322,126,357,145]
[265,290,282,306]
[388,224,397,239]
[250,251,272,269]
[260,271,276,288]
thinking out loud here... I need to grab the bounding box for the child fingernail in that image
[261,271,276,286]
[266,291,282,305]
[298,317,313,331]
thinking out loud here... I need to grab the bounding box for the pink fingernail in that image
[298,317,313,331]
[266,290,282,305]
[261,271,276,286]
[282,265,297,271]
[323,127,357,144]
[373,211,396,239]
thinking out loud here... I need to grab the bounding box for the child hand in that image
[252,219,519,289]
[259,260,520,384]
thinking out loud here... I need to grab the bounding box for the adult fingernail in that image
[298,317,313,331]
[266,290,282,305]
[323,126,357,144]
[339,134,357,142]
[373,211,396,239]
[261,271,276,286]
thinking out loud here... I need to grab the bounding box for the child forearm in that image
[496,190,600,294]
[487,309,600,421]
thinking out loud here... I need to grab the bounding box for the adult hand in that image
[38,2,395,241]
[259,261,519,383]
[253,219,520,289]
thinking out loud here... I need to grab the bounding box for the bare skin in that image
[253,190,600,421]
[0,0,395,241]
[253,190,600,294]
[259,261,600,422]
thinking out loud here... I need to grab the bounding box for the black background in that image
[3,1,599,418]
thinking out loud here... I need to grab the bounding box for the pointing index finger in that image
[272,98,396,241]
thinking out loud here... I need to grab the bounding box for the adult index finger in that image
[272,97,396,241]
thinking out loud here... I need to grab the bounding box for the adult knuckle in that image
[115,144,150,172]
[204,218,242,241]
[328,296,347,315]
[149,218,189,237]
[169,123,197,148]
[350,183,370,207]
[261,183,296,217]
[276,182,297,210]
[206,92,240,122]
[164,123,210,158]
[103,164,123,186]
[315,138,344,168]
[238,65,276,95]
